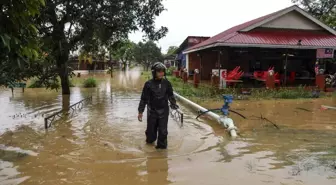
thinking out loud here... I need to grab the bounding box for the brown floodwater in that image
[0,69,335,185]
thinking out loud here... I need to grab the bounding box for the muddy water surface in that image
[0,69,335,185]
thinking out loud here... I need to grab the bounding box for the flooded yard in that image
[0,70,335,185]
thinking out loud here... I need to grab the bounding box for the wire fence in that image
[169,105,184,127]
[44,96,93,129]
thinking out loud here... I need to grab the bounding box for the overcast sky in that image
[128,0,294,54]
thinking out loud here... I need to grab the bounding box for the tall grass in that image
[168,77,318,100]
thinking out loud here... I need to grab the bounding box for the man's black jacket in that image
[138,78,177,115]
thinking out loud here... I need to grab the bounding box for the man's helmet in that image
[151,62,166,78]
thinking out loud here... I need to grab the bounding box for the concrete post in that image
[193,69,200,88]
[182,68,188,83]
[316,74,326,91]
[266,70,275,89]
[211,71,219,88]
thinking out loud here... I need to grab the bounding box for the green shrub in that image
[69,80,75,87]
[28,78,61,90]
[28,79,44,88]
[166,66,177,76]
[83,77,97,88]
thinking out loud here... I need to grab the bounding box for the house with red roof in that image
[182,5,336,85]
[175,36,210,70]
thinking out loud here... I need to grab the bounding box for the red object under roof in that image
[185,5,336,53]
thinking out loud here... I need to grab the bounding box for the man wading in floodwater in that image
[138,62,179,149]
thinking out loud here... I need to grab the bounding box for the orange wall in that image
[200,50,218,80]
[188,52,201,72]
[198,48,230,80]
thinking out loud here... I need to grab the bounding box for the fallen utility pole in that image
[321,105,336,110]
[174,92,238,137]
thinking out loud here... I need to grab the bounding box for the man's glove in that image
[170,104,179,110]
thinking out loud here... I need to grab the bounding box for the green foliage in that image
[28,75,75,89]
[169,77,319,100]
[37,0,168,94]
[79,37,108,70]
[28,79,43,88]
[28,78,61,90]
[133,41,163,71]
[166,66,177,76]
[83,78,97,88]
[292,0,336,29]
[111,40,136,69]
[332,91,336,97]
[0,0,45,86]
[166,46,178,55]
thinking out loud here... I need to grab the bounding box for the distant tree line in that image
[0,0,167,95]
[1,0,335,95]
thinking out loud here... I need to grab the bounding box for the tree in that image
[78,38,108,72]
[111,40,135,71]
[37,0,168,95]
[292,0,336,29]
[133,41,163,71]
[166,46,178,55]
[0,0,44,86]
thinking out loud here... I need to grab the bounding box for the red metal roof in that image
[185,5,336,53]
[176,36,210,54]
[225,29,336,46]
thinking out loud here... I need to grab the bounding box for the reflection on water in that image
[0,70,335,185]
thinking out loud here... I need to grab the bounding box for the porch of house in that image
[180,5,336,89]
[68,59,109,71]
[187,47,335,87]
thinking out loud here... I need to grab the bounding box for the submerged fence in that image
[44,96,183,129]
[44,96,93,129]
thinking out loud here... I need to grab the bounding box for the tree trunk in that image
[62,94,70,111]
[122,61,127,71]
[59,64,71,95]
[53,35,70,95]
[110,65,113,78]
[145,63,151,71]
[109,49,113,78]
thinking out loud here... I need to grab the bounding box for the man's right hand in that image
[138,113,143,122]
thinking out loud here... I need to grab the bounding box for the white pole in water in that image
[321,105,336,110]
[173,92,238,137]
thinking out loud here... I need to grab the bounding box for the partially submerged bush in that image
[83,77,97,88]
[28,79,60,89]
[49,80,61,90]
[28,79,43,88]
[69,80,75,87]
[29,77,77,89]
